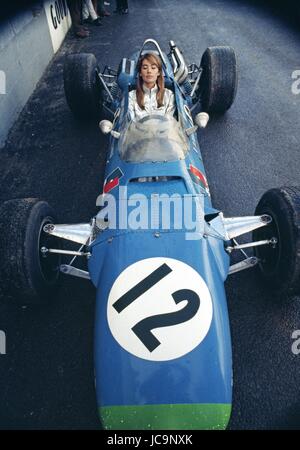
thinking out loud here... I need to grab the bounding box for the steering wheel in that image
[139,114,169,124]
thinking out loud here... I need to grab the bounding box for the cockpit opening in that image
[119,115,189,163]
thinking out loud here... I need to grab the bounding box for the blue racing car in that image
[1,39,299,430]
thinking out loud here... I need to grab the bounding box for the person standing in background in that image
[82,0,102,25]
[67,0,89,38]
[96,0,111,17]
[114,0,128,14]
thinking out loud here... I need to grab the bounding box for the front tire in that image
[253,187,300,296]
[200,46,238,113]
[63,53,102,119]
[0,198,61,305]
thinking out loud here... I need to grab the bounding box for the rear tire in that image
[63,53,102,119]
[200,46,238,113]
[0,198,61,305]
[253,187,300,296]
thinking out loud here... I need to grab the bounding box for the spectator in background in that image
[114,0,128,14]
[82,0,102,25]
[96,0,111,17]
[67,0,89,38]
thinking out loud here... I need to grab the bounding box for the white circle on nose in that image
[107,257,213,361]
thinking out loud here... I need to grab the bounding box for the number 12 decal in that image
[113,264,200,352]
[132,288,200,352]
[108,258,213,361]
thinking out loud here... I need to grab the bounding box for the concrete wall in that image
[0,1,71,149]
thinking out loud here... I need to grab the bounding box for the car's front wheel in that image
[253,187,300,296]
[63,53,102,119]
[0,198,61,305]
[200,46,238,113]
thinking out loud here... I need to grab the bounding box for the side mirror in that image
[99,120,113,134]
[99,120,120,139]
[185,112,210,136]
[194,112,209,129]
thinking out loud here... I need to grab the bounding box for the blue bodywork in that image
[88,48,232,429]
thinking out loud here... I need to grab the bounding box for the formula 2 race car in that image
[1,39,300,430]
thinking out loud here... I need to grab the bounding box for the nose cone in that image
[92,231,232,430]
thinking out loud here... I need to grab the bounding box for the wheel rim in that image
[38,217,61,285]
[255,209,281,278]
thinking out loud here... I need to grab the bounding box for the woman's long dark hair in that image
[136,53,165,110]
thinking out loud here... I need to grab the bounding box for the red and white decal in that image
[188,164,210,195]
[103,167,124,194]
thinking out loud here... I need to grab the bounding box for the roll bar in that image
[138,39,168,69]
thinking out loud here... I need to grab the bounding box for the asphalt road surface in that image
[1,0,300,430]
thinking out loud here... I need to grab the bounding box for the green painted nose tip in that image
[99,403,231,430]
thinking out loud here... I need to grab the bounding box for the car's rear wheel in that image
[200,46,238,113]
[253,187,300,296]
[0,198,61,305]
[63,53,102,119]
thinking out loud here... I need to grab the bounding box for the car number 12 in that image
[107,257,213,361]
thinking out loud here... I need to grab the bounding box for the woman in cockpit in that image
[128,53,175,122]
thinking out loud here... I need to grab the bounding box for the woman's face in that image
[140,58,160,88]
